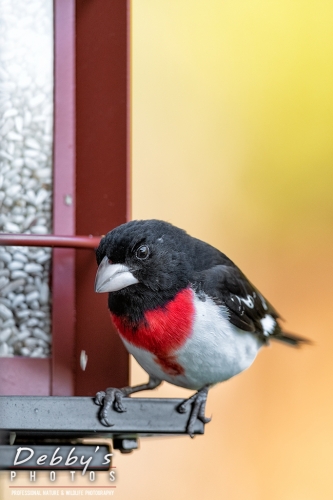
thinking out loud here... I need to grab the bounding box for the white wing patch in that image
[260,314,276,336]
[240,295,255,308]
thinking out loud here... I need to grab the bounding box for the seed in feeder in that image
[2,319,15,328]
[15,116,23,133]
[6,184,21,198]
[25,138,40,150]
[0,277,9,289]
[31,225,48,235]
[36,167,51,178]
[0,150,13,161]
[0,298,11,308]
[17,303,28,311]
[20,347,31,356]
[3,108,18,119]
[26,318,39,327]
[24,158,39,170]
[24,110,32,126]
[16,309,31,319]
[0,344,9,356]
[12,252,28,263]
[8,261,24,271]
[31,347,46,358]
[32,328,50,342]
[0,328,12,343]
[0,303,14,320]
[7,334,19,347]
[17,330,31,341]
[3,197,14,208]
[11,270,28,280]
[7,131,23,141]
[24,338,38,348]
[26,290,39,303]
[0,252,11,264]
[12,215,24,224]
[30,94,45,108]
[36,254,50,265]
[12,294,25,308]
[26,179,38,190]
[31,311,46,318]
[4,221,20,232]
[24,263,43,273]
[37,339,49,349]
[35,188,49,205]
[0,1,53,359]
[0,279,26,296]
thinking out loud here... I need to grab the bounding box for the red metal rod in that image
[0,234,101,249]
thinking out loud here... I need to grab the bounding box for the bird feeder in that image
[0,0,203,472]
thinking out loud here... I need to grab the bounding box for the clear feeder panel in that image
[0,0,53,357]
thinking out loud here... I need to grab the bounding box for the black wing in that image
[192,264,280,339]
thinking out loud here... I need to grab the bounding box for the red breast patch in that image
[110,288,195,367]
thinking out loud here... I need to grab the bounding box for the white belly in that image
[121,294,263,390]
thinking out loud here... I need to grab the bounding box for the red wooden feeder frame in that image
[0,0,130,398]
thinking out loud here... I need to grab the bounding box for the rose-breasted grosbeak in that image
[94,219,309,436]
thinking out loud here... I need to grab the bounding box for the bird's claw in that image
[94,387,127,427]
[178,386,211,437]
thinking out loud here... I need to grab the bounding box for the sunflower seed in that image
[0,328,12,343]
[0,304,13,320]
[0,343,9,356]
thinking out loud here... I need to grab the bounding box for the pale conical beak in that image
[95,255,139,293]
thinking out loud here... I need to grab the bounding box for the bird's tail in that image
[272,331,312,347]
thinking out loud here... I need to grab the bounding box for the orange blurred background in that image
[2,1,333,498]
[124,1,333,499]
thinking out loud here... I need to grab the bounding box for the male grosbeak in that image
[94,220,308,436]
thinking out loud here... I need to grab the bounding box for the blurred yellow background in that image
[2,1,333,499]
[126,0,333,499]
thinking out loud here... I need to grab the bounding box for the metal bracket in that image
[0,396,204,468]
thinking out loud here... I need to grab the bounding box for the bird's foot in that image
[178,385,211,437]
[95,388,128,427]
[94,377,162,427]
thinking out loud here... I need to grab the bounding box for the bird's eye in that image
[136,245,150,260]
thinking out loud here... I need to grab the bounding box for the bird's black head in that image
[95,219,194,320]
